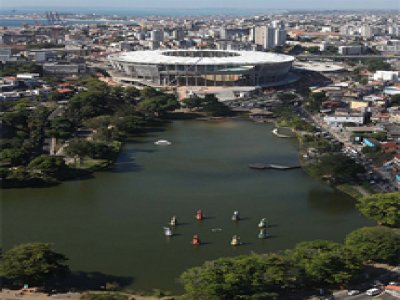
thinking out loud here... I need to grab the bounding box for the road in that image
[298,107,398,193]
[295,54,399,60]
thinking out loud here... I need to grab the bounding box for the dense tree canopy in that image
[183,94,232,117]
[28,155,68,178]
[138,94,179,117]
[357,193,400,227]
[308,154,364,183]
[0,62,43,77]
[306,91,327,111]
[180,254,293,300]
[365,58,391,72]
[290,240,361,286]
[0,243,70,286]
[345,227,400,264]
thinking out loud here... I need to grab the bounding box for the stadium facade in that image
[108,50,294,87]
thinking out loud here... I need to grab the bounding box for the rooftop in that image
[109,50,295,65]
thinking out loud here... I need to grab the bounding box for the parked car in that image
[347,290,360,296]
[366,288,380,296]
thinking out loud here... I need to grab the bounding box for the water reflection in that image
[308,187,356,215]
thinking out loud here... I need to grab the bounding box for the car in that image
[365,288,380,296]
[389,281,400,285]
[347,290,360,296]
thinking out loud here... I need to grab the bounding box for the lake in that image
[1,119,372,292]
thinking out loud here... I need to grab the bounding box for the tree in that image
[345,227,400,264]
[308,154,364,183]
[66,90,111,122]
[180,254,292,299]
[290,240,361,286]
[366,59,391,72]
[182,96,203,110]
[28,155,67,178]
[124,86,140,100]
[356,193,400,227]
[0,148,30,166]
[91,142,118,160]
[0,243,70,287]
[391,94,400,106]
[115,115,146,134]
[200,94,232,117]
[359,77,369,85]
[48,117,76,139]
[277,93,297,102]
[138,94,179,117]
[140,86,161,99]
[306,91,327,111]
[65,139,94,162]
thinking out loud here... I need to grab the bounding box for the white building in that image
[324,112,366,127]
[373,71,400,82]
[388,24,399,36]
[338,45,365,55]
[254,26,275,49]
[254,22,286,50]
[360,25,373,38]
[321,26,332,32]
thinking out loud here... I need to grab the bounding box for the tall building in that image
[388,24,399,36]
[254,26,275,49]
[274,28,287,47]
[249,26,256,42]
[150,30,164,42]
[271,20,285,30]
[220,27,228,40]
[254,22,286,50]
[360,25,373,38]
[172,28,185,41]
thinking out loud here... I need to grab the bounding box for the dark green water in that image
[1,119,372,292]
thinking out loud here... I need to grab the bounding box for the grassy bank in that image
[273,108,373,200]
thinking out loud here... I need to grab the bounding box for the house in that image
[385,285,400,297]
[324,111,367,127]
[380,142,398,153]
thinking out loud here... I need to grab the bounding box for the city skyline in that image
[1,0,399,11]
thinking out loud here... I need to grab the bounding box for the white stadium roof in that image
[109,50,295,66]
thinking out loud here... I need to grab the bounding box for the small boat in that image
[258,228,269,239]
[192,234,201,246]
[258,218,268,228]
[231,210,240,222]
[154,139,171,145]
[230,235,241,246]
[163,227,173,237]
[196,210,203,221]
[169,216,178,226]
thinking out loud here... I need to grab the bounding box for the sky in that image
[1,0,399,11]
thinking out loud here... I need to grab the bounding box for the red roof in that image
[58,83,73,87]
[380,143,398,149]
[385,285,400,291]
[57,89,74,94]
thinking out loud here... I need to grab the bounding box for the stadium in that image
[108,50,295,87]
